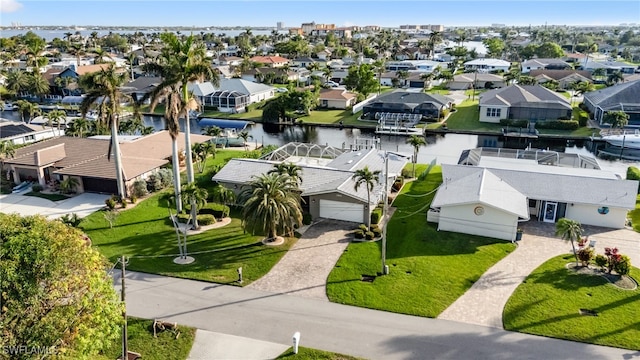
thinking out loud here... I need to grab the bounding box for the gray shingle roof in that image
[371,90,453,107]
[479,85,571,109]
[583,79,640,109]
[440,164,638,209]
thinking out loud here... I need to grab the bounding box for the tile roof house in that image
[318,89,357,109]
[447,72,506,90]
[4,131,210,196]
[478,85,572,123]
[528,69,592,89]
[249,55,290,68]
[212,143,409,224]
[429,150,638,241]
[583,79,640,126]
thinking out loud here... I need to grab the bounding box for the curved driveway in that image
[248,220,352,300]
[0,193,109,219]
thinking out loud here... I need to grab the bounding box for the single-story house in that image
[120,76,162,103]
[4,131,210,196]
[528,69,593,89]
[188,79,276,113]
[212,142,409,224]
[363,91,454,120]
[463,59,511,73]
[581,60,637,75]
[583,79,640,126]
[242,68,299,84]
[478,85,572,123]
[521,58,572,73]
[0,120,61,146]
[318,89,357,109]
[429,149,638,241]
[292,57,316,68]
[249,55,290,68]
[447,73,506,90]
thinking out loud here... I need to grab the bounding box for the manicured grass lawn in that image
[445,100,502,132]
[326,165,516,317]
[297,109,374,127]
[628,194,640,232]
[81,150,296,285]
[536,127,598,137]
[97,318,195,360]
[277,347,363,359]
[24,191,70,201]
[503,255,640,350]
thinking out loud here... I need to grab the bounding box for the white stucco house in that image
[188,79,276,113]
[463,58,511,73]
[428,149,638,241]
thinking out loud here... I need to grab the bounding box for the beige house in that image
[318,89,357,109]
[5,131,211,196]
[529,69,593,90]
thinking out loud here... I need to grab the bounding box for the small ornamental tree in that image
[604,247,622,274]
[576,247,594,267]
[615,255,631,276]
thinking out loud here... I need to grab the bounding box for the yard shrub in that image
[626,167,640,193]
[59,213,81,228]
[365,231,375,240]
[105,197,116,210]
[197,214,216,226]
[439,109,450,120]
[614,255,631,275]
[594,254,608,270]
[577,110,589,127]
[577,247,594,266]
[132,179,148,198]
[371,227,382,237]
[302,213,312,225]
[370,209,382,224]
[358,224,368,232]
[120,199,127,209]
[31,184,43,193]
[157,168,174,189]
[354,229,364,239]
[146,175,162,192]
[130,195,137,204]
[200,203,230,219]
[499,119,529,128]
[535,120,579,130]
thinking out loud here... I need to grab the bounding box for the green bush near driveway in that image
[327,165,516,317]
[504,255,640,350]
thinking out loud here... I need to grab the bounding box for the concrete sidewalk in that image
[116,271,632,360]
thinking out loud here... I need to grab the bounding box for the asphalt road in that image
[115,271,636,360]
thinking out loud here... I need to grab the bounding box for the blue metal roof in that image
[198,118,250,130]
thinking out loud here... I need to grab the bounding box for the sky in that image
[1,0,639,28]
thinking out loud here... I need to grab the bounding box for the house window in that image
[486,108,501,117]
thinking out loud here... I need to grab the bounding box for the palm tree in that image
[5,71,29,97]
[240,173,303,242]
[143,32,219,217]
[407,135,426,177]
[59,176,80,194]
[28,73,50,103]
[268,162,303,185]
[202,125,223,147]
[373,59,386,95]
[15,100,41,123]
[191,142,214,173]
[238,130,252,151]
[427,31,443,60]
[210,182,235,206]
[352,166,381,229]
[603,111,629,129]
[44,109,66,136]
[555,218,583,265]
[607,71,624,85]
[395,70,409,87]
[420,72,436,91]
[0,140,16,175]
[67,117,90,137]
[79,64,132,198]
[180,183,208,229]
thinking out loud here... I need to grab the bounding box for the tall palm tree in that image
[0,140,16,174]
[143,32,219,217]
[5,71,29,97]
[15,100,41,123]
[210,182,235,206]
[420,72,436,91]
[268,162,303,185]
[352,166,381,229]
[427,31,443,60]
[191,142,214,173]
[407,135,426,177]
[44,109,66,136]
[28,73,50,103]
[555,218,582,265]
[238,130,252,151]
[240,173,303,242]
[79,64,132,198]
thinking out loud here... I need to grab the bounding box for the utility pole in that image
[121,255,128,360]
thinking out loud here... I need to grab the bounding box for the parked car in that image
[276,87,288,93]
[324,81,339,88]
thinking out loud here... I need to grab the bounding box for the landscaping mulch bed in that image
[567,263,638,290]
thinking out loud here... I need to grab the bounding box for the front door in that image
[543,201,558,223]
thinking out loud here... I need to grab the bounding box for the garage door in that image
[82,177,118,194]
[319,199,364,223]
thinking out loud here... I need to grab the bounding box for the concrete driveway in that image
[247,219,353,300]
[0,192,109,219]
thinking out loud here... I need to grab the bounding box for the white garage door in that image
[319,199,364,223]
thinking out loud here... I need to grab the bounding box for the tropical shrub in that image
[535,120,579,130]
[626,166,640,193]
[197,214,216,226]
[604,247,622,274]
[129,195,137,204]
[354,229,364,239]
[31,184,43,193]
[371,227,382,237]
[302,213,312,225]
[576,247,594,267]
[59,213,82,228]
[371,208,382,224]
[594,254,608,270]
[365,231,375,240]
[614,255,631,275]
[132,179,148,198]
[358,224,368,232]
[105,197,116,210]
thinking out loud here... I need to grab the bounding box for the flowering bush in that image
[576,247,594,267]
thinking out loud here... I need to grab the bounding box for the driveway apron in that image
[247,220,352,301]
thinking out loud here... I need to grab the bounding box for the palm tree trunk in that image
[366,190,371,229]
[111,119,126,198]
[171,139,182,213]
[182,86,198,229]
[571,240,579,266]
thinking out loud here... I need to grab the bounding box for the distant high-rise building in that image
[277,22,284,30]
[491,23,506,28]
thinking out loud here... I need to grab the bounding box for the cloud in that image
[1,0,23,13]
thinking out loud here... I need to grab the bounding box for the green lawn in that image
[628,195,640,232]
[445,100,502,132]
[326,165,516,317]
[297,109,374,127]
[97,318,195,360]
[277,347,363,359]
[24,191,70,201]
[81,150,296,285]
[503,255,640,350]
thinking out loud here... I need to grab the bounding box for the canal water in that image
[3,111,638,176]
